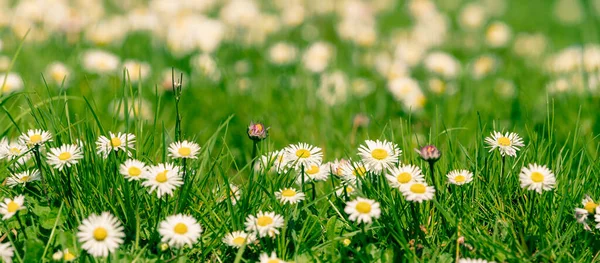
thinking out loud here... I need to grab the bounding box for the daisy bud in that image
[247,122,269,141]
[342,238,351,246]
[415,145,441,162]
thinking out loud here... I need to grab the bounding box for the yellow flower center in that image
[353,166,367,177]
[306,165,319,174]
[58,152,72,161]
[410,183,426,194]
[454,175,466,183]
[530,171,544,183]
[267,260,279,263]
[585,202,598,214]
[63,251,76,261]
[110,137,122,147]
[256,216,273,227]
[497,137,511,146]
[371,148,388,160]
[173,223,188,234]
[9,147,20,154]
[232,236,246,245]
[396,172,412,184]
[281,189,296,197]
[155,171,168,183]
[30,134,42,143]
[295,149,311,158]
[355,201,372,214]
[93,227,108,241]
[20,176,30,182]
[178,147,191,156]
[6,201,20,213]
[128,167,142,177]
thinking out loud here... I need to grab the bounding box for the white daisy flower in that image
[95,132,136,158]
[275,188,305,205]
[47,144,84,171]
[77,212,125,257]
[259,252,284,263]
[244,211,285,238]
[119,159,147,181]
[0,242,14,263]
[325,159,350,177]
[446,169,474,185]
[222,231,256,248]
[0,195,25,220]
[142,163,183,198]
[485,131,524,157]
[519,163,556,194]
[357,139,401,172]
[19,129,52,147]
[0,141,31,165]
[400,182,435,203]
[296,163,328,184]
[254,150,290,173]
[6,170,41,187]
[335,184,357,197]
[168,140,201,159]
[581,195,598,214]
[385,164,424,188]
[284,143,323,169]
[340,161,369,184]
[575,208,592,231]
[52,248,77,261]
[159,214,203,248]
[344,197,381,224]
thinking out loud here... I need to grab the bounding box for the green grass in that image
[1,0,600,262]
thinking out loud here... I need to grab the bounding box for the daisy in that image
[357,139,401,172]
[47,144,84,171]
[0,242,14,263]
[296,163,328,184]
[284,143,323,169]
[159,214,203,248]
[259,252,284,263]
[275,188,306,205]
[19,129,52,147]
[244,211,285,238]
[222,231,257,248]
[386,164,424,188]
[96,132,136,158]
[336,184,357,197]
[255,150,286,173]
[400,182,435,203]
[52,248,77,261]
[340,161,369,184]
[519,163,556,194]
[581,195,598,214]
[119,159,147,181]
[575,208,592,231]
[0,141,31,164]
[6,170,41,188]
[77,212,125,257]
[325,159,350,177]
[0,195,26,220]
[595,207,600,229]
[344,197,381,224]
[485,131,524,157]
[142,163,183,198]
[446,170,474,185]
[168,140,201,159]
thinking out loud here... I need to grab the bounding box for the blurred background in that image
[1,0,599,163]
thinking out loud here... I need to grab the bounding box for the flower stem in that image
[32,146,50,206]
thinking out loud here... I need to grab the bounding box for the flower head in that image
[168,140,201,159]
[119,159,147,181]
[0,142,31,165]
[358,140,401,172]
[159,214,203,248]
[344,197,381,224]
[446,170,474,185]
[400,182,435,203]
[142,163,183,198]
[47,144,84,171]
[52,248,77,261]
[296,163,328,184]
[77,212,125,257]
[244,211,285,238]
[248,122,269,141]
[386,164,424,188]
[96,132,136,158]
[222,231,256,248]
[284,143,323,169]
[415,145,441,162]
[519,163,556,194]
[485,131,524,157]
[6,170,41,188]
[0,195,25,220]
[259,252,284,263]
[19,129,52,147]
[275,188,305,205]
[0,242,14,263]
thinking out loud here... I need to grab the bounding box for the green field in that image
[0,0,600,262]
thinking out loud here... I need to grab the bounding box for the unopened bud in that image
[248,122,269,141]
